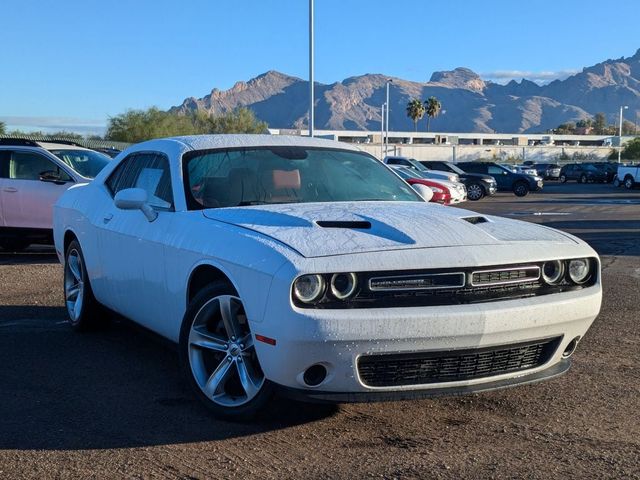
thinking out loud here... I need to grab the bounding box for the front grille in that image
[471,267,540,286]
[357,337,561,387]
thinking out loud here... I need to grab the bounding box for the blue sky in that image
[1,0,638,133]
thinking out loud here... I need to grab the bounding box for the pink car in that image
[0,139,111,251]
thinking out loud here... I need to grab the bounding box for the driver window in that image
[488,166,503,175]
[6,151,72,182]
[106,152,174,210]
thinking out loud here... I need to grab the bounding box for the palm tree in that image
[406,98,426,132]
[424,96,442,132]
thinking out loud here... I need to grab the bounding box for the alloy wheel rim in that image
[468,184,482,200]
[64,249,85,322]
[188,295,265,407]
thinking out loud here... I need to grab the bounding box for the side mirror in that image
[39,170,66,184]
[114,188,158,222]
[411,183,434,202]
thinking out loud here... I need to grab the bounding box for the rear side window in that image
[106,152,174,210]
[487,166,504,175]
[0,150,72,182]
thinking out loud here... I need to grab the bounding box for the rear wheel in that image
[513,182,529,197]
[624,176,635,189]
[559,174,567,183]
[466,183,485,201]
[0,238,31,252]
[64,240,108,331]
[179,282,274,420]
[580,174,587,184]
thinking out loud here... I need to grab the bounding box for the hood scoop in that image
[461,216,489,224]
[316,220,371,229]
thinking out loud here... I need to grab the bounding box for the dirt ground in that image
[0,183,639,479]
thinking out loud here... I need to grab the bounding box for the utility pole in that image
[308,0,314,137]
[618,105,628,163]
[380,103,386,159]
[385,79,392,155]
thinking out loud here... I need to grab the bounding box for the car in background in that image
[383,156,460,183]
[0,138,110,251]
[559,164,608,184]
[93,147,122,158]
[615,164,640,189]
[53,134,601,419]
[458,162,543,197]
[419,160,497,201]
[591,162,618,183]
[536,163,561,180]
[502,164,538,176]
[392,166,458,204]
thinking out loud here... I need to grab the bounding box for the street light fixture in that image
[618,105,628,163]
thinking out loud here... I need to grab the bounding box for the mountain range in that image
[170,49,640,133]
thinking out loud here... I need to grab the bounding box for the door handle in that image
[103,213,114,224]
[2,187,17,193]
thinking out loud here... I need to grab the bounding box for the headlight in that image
[330,273,357,299]
[542,260,564,284]
[568,259,590,284]
[293,274,325,303]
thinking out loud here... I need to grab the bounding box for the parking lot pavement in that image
[1,183,639,479]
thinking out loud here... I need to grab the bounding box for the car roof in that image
[133,134,362,153]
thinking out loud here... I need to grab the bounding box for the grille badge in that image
[369,272,465,291]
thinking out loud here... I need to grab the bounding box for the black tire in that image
[0,238,31,252]
[179,282,274,420]
[580,174,587,184]
[466,182,485,201]
[513,181,529,197]
[613,177,620,187]
[64,239,108,331]
[624,176,635,190]
[559,174,567,183]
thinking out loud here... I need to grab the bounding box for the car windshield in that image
[184,147,421,209]
[51,149,110,178]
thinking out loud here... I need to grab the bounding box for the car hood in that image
[460,173,495,183]
[202,202,575,258]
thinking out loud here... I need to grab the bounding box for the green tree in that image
[406,98,426,132]
[594,112,607,134]
[424,96,442,132]
[0,121,5,135]
[106,107,267,143]
[612,137,640,160]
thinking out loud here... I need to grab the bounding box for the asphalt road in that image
[1,182,639,479]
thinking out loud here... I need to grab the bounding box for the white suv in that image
[0,139,111,251]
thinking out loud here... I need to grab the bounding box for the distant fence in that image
[0,133,130,151]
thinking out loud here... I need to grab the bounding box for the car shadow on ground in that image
[0,246,58,265]
[0,312,338,450]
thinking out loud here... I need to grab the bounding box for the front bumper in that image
[253,283,601,398]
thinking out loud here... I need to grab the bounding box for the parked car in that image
[383,156,460,183]
[419,160,497,201]
[392,166,460,204]
[531,163,561,180]
[590,162,618,183]
[53,135,601,420]
[559,164,607,184]
[0,138,110,251]
[615,164,640,189]
[93,147,122,158]
[458,162,543,197]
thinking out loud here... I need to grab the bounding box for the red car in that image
[393,168,452,204]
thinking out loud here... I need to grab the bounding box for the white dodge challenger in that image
[53,135,602,419]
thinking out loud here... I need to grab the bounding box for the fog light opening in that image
[562,336,581,358]
[303,364,327,386]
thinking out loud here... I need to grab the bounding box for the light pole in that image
[618,105,628,163]
[385,79,392,155]
[309,0,314,137]
[380,103,386,159]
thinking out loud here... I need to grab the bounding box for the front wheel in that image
[64,240,108,331]
[559,174,567,183]
[466,183,485,201]
[179,282,274,420]
[513,182,529,197]
[580,174,587,184]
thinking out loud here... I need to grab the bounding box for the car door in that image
[487,165,510,190]
[97,152,175,331]
[0,149,74,230]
